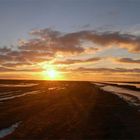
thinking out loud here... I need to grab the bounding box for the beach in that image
[0,80,140,139]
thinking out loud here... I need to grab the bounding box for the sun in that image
[47,69,57,79]
[42,69,60,80]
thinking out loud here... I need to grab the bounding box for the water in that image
[93,82,140,107]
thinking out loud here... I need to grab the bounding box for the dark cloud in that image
[21,29,86,54]
[53,57,101,65]
[71,67,140,73]
[2,62,31,67]
[0,66,43,72]
[0,54,13,63]
[83,31,140,52]
[0,67,15,72]
[0,47,11,54]
[114,58,140,64]
[21,28,140,53]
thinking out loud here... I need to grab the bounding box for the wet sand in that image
[0,80,140,139]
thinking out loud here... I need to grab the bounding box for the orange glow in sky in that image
[42,68,63,80]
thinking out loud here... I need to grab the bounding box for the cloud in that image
[21,28,140,53]
[0,28,140,73]
[113,57,140,64]
[83,31,140,53]
[0,47,11,54]
[20,28,88,54]
[0,66,43,72]
[70,67,140,73]
[2,62,31,67]
[53,57,101,65]
[0,67,15,72]
[0,54,13,63]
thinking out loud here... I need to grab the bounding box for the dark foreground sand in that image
[0,81,140,140]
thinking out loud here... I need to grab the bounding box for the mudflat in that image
[0,80,140,139]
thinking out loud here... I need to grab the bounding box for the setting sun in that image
[47,69,57,79]
[42,69,62,80]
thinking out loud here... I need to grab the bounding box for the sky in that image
[0,0,140,81]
